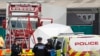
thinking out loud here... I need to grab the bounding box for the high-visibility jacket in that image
[0,36,4,48]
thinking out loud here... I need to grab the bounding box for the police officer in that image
[32,37,46,56]
[11,39,22,56]
[45,39,54,56]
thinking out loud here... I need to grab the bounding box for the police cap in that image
[37,37,42,41]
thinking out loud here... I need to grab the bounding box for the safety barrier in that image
[0,49,34,56]
[21,49,34,56]
[0,49,11,56]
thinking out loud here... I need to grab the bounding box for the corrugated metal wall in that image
[0,27,5,39]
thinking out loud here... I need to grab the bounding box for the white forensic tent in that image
[34,23,73,44]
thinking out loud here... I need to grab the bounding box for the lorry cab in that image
[2,2,53,49]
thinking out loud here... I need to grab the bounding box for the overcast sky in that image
[0,0,100,9]
[0,0,99,3]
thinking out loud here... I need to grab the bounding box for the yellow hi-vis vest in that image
[0,36,4,47]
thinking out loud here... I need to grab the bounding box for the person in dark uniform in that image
[32,37,46,56]
[45,39,54,56]
[11,39,22,56]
